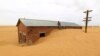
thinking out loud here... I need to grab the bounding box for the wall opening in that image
[40,32,45,37]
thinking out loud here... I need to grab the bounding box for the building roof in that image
[17,19,81,27]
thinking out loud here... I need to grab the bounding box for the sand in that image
[0,26,100,56]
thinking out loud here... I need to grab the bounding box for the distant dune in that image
[0,26,100,56]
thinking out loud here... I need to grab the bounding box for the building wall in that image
[61,26,82,29]
[26,26,82,43]
[27,27,57,43]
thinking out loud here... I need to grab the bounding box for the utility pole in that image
[83,10,93,33]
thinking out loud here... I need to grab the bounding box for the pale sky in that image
[0,0,100,26]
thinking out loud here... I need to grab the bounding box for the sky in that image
[0,0,100,26]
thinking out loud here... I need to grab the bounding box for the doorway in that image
[19,33,26,44]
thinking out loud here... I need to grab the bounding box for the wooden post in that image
[58,21,61,29]
[83,10,93,33]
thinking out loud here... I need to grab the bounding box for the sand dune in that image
[0,26,100,56]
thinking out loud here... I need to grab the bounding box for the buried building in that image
[16,18,82,45]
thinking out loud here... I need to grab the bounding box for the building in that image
[16,18,82,45]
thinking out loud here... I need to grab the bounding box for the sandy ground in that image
[0,26,100,56]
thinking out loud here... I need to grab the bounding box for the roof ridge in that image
[20,18,58,22]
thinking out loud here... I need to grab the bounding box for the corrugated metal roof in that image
[61,22,80,26]
[20,19,81,26]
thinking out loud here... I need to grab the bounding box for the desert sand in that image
[0,26,100,56]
